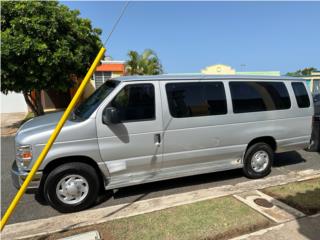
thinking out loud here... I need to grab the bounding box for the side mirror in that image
[102,107,120,125]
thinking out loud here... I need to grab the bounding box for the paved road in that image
[1,136,320,224]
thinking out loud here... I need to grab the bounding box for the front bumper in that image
[11,161,43,190]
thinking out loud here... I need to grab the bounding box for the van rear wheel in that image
[44,162,100,213]
[243,143,273,179]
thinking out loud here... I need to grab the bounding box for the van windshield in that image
[72,80,119,120]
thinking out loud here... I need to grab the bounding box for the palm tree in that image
[126,49,163,75]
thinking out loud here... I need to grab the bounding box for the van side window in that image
[291,82,310,108]
[110,84,155,121]
[166,82,227,118]
[229,82,291,113]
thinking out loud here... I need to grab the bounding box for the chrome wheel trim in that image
[56,174,89,205]
[251,150,269,173]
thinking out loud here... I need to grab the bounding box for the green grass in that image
[104,196,269,240]
[262,178,320,215]
[32,196,271,240]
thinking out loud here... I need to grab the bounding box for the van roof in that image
[114,74,304,82]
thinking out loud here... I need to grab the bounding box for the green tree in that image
[1,1,103,116]
[126,49,163,75]
[286,67,318,77]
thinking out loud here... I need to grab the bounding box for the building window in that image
[292,82,310,108]
[229,81,291,113]
[94,71,112,88]
[166,82,227,118]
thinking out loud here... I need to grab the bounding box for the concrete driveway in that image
[1,136,320,225]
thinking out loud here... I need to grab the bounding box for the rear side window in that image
[292,82,310,108]
[229,81,291,113]
[110,84,155,121]
[166,82,227,118]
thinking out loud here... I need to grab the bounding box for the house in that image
[93,59,125,88]
[201,64,280,76]
[301,71,320,95]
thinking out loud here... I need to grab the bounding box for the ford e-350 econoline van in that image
[12,75,313,212]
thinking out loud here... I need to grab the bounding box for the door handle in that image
[154,133,161,147]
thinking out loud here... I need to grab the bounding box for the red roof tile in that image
[96,63,125,72]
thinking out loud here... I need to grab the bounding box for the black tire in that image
[243,143,273,179]
[44,162,100,213]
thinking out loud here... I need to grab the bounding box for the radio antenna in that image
[104,1,130,46]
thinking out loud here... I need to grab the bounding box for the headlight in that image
[16,145,32,171]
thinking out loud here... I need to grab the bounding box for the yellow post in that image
[0,47,106,231]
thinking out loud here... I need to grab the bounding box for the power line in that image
[104,1,130,46]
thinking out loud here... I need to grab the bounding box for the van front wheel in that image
[243,143,273,179]
[44,162,100,213]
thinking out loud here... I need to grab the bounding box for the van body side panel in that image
[227,80,313,154]
[160,80,243,174]
[159,79,313,177]
[225,80,312,155]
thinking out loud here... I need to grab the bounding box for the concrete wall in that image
[1,92,28,113]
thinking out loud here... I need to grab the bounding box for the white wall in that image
[1,92,28,113]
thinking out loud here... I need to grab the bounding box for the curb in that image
[229,224,285,240]
[233,190,305,223]
[2,169,320,239]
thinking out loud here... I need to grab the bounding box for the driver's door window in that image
[109,83,155,122]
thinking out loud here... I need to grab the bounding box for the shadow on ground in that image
[273,151,306,167]
[295,187,320,239]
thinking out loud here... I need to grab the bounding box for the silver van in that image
[12,75,313,212]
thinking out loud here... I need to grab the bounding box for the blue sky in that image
[62,1,320,75]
